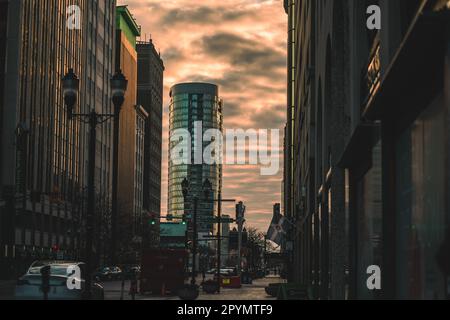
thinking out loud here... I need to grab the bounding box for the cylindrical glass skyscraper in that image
[168,83,223,233]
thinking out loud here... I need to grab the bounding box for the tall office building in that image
[136,40,164,222]
[0,0,117,278]
[114,5,145,259]
[168,83,223,233]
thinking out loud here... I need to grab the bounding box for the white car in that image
[15,261,104,300]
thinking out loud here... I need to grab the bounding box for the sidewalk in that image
[0,281,15,300]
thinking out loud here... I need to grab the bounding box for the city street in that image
[103,276,284,301]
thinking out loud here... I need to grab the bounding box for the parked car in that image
[220,268,235,276]
[208,268,235,276]
[206,268,216,275]
[108,266,123,280]
[93,267,112,282]
[121,265,140,280]
[15,261,104,300]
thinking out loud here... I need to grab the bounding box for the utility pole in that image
[217,191,221,293]
[213,193,235,293]
[236,201,245,276]
[263,235,267,276]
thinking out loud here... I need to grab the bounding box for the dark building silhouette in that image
[283,0,450,300]
[137,40,164,221]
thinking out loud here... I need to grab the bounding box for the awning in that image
[338,123,380,168]
[362,10,449,122]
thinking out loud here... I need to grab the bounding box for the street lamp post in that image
[62,68,127,299]
[110,71,127,265]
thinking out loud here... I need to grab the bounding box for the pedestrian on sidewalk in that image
[129,270,138,300]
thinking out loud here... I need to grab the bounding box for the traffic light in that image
[148,213,158,226]
[182,213,191,225]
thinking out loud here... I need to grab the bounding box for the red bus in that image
[140,248,188,295]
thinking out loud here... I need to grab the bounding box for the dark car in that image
[121,265,140,280]
[93,267,112,282]
[15,261,104,300]
[108,266,123,280]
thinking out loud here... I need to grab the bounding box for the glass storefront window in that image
[356,141,383,300]
[395,96,447,300]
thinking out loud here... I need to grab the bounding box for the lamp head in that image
[62,68,79,118]
[111,70,128,113]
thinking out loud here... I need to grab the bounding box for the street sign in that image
[198,217,235,223]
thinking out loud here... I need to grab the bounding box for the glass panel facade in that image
[168,83,223,233]
[395,96,447,300]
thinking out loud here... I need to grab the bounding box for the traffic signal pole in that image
[237,217,243,276]
[217,192,221,293]
[191,197,198,286]
[263,235,267,276]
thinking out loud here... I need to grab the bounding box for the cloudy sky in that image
[117,0,287,232]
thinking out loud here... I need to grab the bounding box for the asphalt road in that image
[103,276,285,300]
